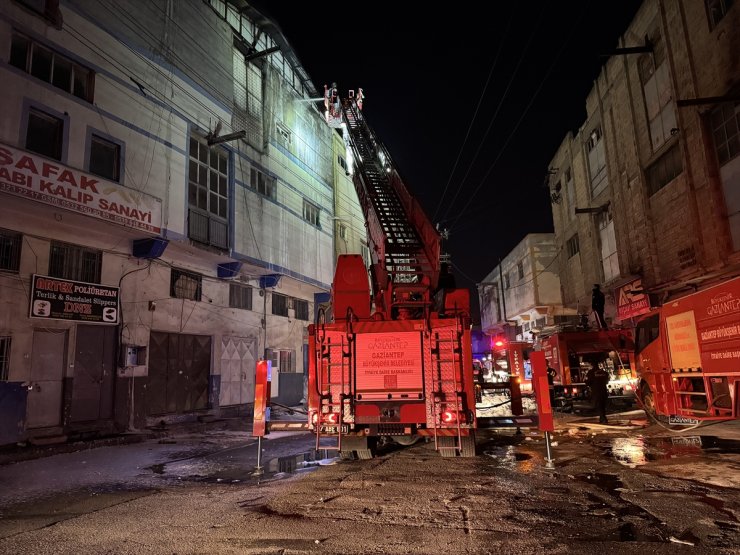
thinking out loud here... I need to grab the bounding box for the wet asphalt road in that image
[0,417,739,554]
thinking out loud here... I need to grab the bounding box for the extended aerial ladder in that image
[308,87,477,458]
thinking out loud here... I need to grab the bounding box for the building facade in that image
[0,0,364,445]
[478,233,573,343]
[547,0,739,327]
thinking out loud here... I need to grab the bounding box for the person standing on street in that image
[586,362,609,424]
[546,360,557,410]
[592,284,607,329]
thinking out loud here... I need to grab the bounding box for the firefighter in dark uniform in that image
[586,362,609,424]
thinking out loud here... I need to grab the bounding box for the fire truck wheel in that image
[640,384,656,418]
[460,433,476,458]
[393,435,420,446]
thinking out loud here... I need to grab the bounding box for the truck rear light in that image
[442,411,458,423]
[327,412,339,424]
[311,412,318,424]
[563,388,569,395]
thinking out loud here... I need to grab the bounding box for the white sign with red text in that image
[0,143,162,233]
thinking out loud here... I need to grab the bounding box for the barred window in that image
[303,199,320,227]
[0,229,22,272]
[646,143,683,196]
[272,292,288,316]
[0,336,10,381]
[250,167,277,200]
[170,268,202,301]
[10,32,93,101]
[229,283,252,310]
[49,241,101,283]
[566,234,580,259]
[294,299,309,320]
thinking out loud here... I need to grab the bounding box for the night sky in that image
[255,1,643,322]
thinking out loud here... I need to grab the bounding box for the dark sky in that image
[255,1,643,322]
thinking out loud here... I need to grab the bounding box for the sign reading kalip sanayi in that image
[0,143,161,233]
[29,274,119,324]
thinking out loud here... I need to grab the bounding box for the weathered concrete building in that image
[478,233,573,343]
[0,0,364,445]
[547,0,739,327]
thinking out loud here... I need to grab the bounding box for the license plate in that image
[668,415,700,425]
[319,425,348,434]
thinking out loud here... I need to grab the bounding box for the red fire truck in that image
[307,89,476,458]
[636,275,740,423]
[540,329,637,410]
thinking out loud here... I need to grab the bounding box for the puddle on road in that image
[604,435,740,467]
[175,449,339,484]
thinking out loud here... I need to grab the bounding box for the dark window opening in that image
[229,283,253,310]
[170,268,202,301]
[0,229,22,272]
[49,241,102,283]
[294,299,309,320]
[272,292,288,316]
[26,108,63,160]
[89,135,121,182]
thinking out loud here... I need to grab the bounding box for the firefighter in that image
[546,360,557,410]
[586,362,609,424]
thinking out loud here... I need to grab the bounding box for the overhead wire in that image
[431,7,514,222]
[448,0,592,232]
[440,4,548,224]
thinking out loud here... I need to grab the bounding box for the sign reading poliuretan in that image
[29,274,120,324]
[355,332,423,395]
[0,143,162,233]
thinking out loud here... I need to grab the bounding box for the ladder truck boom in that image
[308,87,477,459]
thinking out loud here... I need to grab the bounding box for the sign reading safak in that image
[0,143,162,233]
[29,274,119,324]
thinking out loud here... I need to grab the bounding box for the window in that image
[303,199,320,227]
[711,102,740,166]
[170,268,202,301]
[635,314,660,354]
[517,261,524,280]
[276,121,291,148]
[229,283,252,310]
[89,134,121,182]
[10,33,92,101]
[586,126,608,197]
[0,229,22,272]
[646,142,683,196]
[597,210,619,283]
[706,0,734,28]
[272,292,288,316]
[638,32,677,151]
[566,234,580,259]
[188,135,228,249]
[0,336,9,381]
[266,348,296,373]
[504,274,510,290]
[338,155,348,172]
[26,108,63,160]
[249,167,276,200]
[49,241,101,283]
[294,299,309,321]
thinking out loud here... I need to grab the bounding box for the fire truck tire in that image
[438,437,456,458]
[393,435,420,446]
[460,433,476,458]
[640,384,656,418]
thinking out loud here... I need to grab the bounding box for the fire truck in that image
[539,329,637,410]
[636,275,740,423]
[307,88,477,458]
